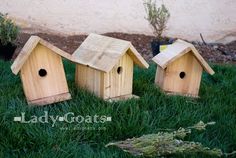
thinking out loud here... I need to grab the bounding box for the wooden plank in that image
[105,94,139,102]
[185,52,203,96]
[190,46,215,75]
[121,53,133,95]
[20,44,70,101]
[11,36,40,75]
[100,73,105,98]
[72,33,149,72]
[152,39,214,75]
[75,64,104,98]
[103,72,110,99]
[152,42,192,69]
[161,52,203,97]
[28,92,71,106]
[75,64,87,89]
[39,38,72,61]
[104,53,133,99]
[165,91,199,98]
[154,65,165,89]
[11,36,72,75]
[72,33,130,72]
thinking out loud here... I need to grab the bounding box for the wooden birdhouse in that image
[11,36,72,106]
[152,39,215,98]
[71,33,149,101]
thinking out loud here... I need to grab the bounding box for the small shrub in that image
[0,13,19,46]
[144,0,170,41]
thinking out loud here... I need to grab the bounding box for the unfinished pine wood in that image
[75,53,134,100]
[104,53,133,99]
[105,94,139,102]
[20,44,70,103]
[152,39,214,75]
[154,65,165,89]
[156,52,203,97]
[11,36,40,75]
[11,36,72,75]
[165,91,200,98]
[73,33,148,101]
[75,64,104,98]
[72,33,149,72]
[190,46,215,75]
[10,35,72,106]
[28,92,71,106]
[39,38,72,61]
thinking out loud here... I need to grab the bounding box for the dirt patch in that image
[14,32,236,64]
[193,41,236,64]
[13,32,87,59]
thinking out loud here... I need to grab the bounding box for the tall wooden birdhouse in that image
[72,33,149,101]
[11,36,72,106]
[152,39,215,98]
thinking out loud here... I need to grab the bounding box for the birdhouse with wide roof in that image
[72,33,149,101]
[152,39,215,98]
[11,36,72,106]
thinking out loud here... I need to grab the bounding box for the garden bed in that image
[13,32,236,64]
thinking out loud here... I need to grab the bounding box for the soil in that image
[13,32,236,64]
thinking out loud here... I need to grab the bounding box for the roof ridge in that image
[11,36,71,75]
[72,33,148,72]
[152,39,214,75]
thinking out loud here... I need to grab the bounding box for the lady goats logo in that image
[14,111,112,127]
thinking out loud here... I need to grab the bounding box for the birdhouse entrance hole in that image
[179,71,186,79]
[117,66,123,74]
[38,69,47,77]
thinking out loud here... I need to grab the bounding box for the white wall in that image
[0,0,236,43]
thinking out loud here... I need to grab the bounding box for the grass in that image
[0,59,236,158]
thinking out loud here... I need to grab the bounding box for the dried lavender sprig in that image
[106,121,224,157]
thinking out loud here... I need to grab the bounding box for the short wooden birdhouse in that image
[11,36,72,106]
[72,33,149,101]
[152,39,215,98]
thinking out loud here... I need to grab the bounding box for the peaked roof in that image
[71,33,149,72]
[152,39,215,75]
[11,36,72,75]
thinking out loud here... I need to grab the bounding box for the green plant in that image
[144,0,170,41]
[0,13,19,46]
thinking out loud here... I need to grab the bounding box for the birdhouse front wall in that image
[20,44,70,103]
[75,53,134,99]
[103,53,133,99]
[155,52,203,97]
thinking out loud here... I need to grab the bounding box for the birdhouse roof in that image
[152,39,215,75]
[11,36,72,75]
[71,33,149,72]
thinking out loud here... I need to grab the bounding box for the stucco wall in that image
[0,0,236,43]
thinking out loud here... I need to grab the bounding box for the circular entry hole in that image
[179,71,186,79]
[38,69,47,77]
[117,66,123,74]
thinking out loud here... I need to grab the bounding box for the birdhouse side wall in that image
[155,65,165,89]
[75,64,105,98]
[103,53,133,99]
[20,44,70,103]
[160,52,203,97]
